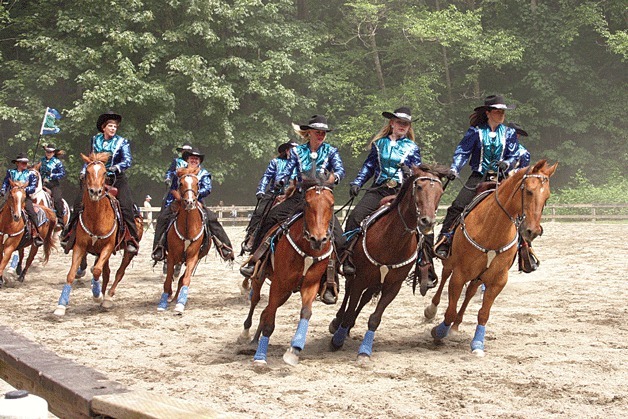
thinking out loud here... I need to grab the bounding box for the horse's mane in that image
[301,170,335,190]
[89,152,110,164]
[176,166,200,177]
[388,164,447,210]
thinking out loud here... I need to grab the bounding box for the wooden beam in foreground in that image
[0,326,234,418]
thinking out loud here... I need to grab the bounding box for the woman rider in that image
[240,115,345,304]
[61,111,140,254]
[242,140,298,253]
[340,107,423,276]
[434,95,520,259]
[38,143,67,227]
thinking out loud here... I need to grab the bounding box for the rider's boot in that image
[239,261,255,278]
[151,234,166,262]
[213,237,234,262]
[320,260,339,305]
[434,231,453,260]
[31,224,44,247]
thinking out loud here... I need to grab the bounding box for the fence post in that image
[551,206,556,222]
[592,206,596,222]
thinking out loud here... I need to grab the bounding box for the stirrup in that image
[151,246,165,262]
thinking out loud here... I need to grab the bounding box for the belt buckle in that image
[386,179,398,188]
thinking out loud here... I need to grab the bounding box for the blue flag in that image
[40,107,62,135]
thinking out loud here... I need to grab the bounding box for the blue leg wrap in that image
[253,336,270,361]
[358,330,375,356]
[58,284,72,306]
[434,321,451,339]
[471,324,486,352]
[91,278,101,298]
[332,325,349,348]
[290,318,309,351]
[158,293,169,310]
[177,286,189,305]
[248,288,253,301]
[10,254,18,269]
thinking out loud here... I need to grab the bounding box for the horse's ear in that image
[326,171,335,185]
[545,162,558,177]
[80,153,90,163]
[531,159,547,173]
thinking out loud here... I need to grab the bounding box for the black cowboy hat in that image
[182,147,205,164]
[176,143,193,152]
[473,95,516,112]
[298,115,332,132]
[382,106,412,122]
[42,143,60,152]
[96,111,122,133]
[11,152,29,164]
[278,141,298,154]
[507,121,528,137]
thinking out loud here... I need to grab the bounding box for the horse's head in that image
[176,167,200,211]
[81,152,110,201]
[394,165,446,235]
[519,160,558,242]
[8,180,28,222]
[301,171,335,251]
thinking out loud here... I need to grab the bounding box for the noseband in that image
[397,175,443,235]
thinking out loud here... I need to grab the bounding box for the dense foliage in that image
[1,0,626,204]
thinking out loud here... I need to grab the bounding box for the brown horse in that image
[329,166,447,362]
[157,167,209,314]
[54,153,142,315]
[239,172,335,366]
[0,181,56,286]
[425,160,558,356]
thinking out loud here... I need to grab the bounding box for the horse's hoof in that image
[17,274,25,283]
[329,338,343,352]
[424,303,437,320]
[101,297,114,309]
[252,359,268,368]
[472,348,485,357]
[237,329,250,344]
[157,306,167,312]
[174,303,185,314]
[431,326,443,341]
[92,294,103,303]
[53,305,66,316]
[356,353,370,365]
[283,347,300,366]
[328,317,340,334]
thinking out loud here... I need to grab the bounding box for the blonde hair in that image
[369,120,416,148]
[292,123,316,141]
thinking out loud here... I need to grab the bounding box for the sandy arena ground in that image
[0,222,626,418]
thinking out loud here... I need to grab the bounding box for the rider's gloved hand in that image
[497,161,509,172]
[256,192,265,200]
[446,169,457,181]
[349,184,360,198]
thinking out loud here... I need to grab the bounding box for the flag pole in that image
[31,107,49,162]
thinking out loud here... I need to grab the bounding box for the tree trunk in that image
[368,23,386,92]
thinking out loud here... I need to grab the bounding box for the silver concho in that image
[386,179,398,188]
[310,151,318,160]
[488,132,497,139]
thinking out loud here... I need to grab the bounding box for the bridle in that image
[0,185,27,239]
[173,174,204,249]
[178,174,200,211]
[302,185,334,244]
[84,160,108,201]
[396,175,443,235]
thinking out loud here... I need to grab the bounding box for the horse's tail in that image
[41,210,57,264]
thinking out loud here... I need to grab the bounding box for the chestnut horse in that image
[157,167,209,314]
[425,160,558,356]
[329,166,447,362]
[0,181,56,286]
[54,153,143,315]
[6,165,67,281]
[239,172,335,366]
